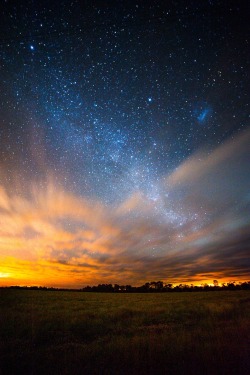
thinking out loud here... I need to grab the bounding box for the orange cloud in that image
[0,130,249,287]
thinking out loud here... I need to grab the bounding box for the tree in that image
[114,284,120,292]
[150,281,156,289]
[156,281,164,291]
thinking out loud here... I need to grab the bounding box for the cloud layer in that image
[0,130,249,287]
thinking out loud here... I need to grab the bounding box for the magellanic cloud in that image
[0,129,249,287]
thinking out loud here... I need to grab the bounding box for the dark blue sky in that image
[0,1,249,286]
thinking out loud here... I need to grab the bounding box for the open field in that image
[0,290,249,375]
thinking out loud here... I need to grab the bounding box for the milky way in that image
[0,1,249,287]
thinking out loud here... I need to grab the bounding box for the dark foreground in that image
[0,290,249,375]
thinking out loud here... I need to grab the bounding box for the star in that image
[0,0,249,287]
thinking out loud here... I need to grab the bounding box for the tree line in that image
[2,280,250,292]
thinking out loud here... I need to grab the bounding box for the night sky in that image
[0,1,249,287]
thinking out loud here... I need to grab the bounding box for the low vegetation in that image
[0,290,249,374]
[4,280,250,292]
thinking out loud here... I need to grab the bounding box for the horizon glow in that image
[0,2,249,288]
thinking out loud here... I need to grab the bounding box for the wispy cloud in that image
[0,130,249,287]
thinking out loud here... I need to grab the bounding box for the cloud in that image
[0,130,249,287]
[166,129,250,189]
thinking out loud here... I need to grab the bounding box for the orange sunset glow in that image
[1,3,250,375]
[0,0,250,290]
[1,130,249,288]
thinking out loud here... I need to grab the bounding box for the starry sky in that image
[0,1,249,287]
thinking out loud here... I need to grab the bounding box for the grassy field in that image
[0,290,249,375]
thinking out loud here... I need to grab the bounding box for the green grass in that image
[0,290,249,374]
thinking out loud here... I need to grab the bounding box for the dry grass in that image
[0,290,249,374]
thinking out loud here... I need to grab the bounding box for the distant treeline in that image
[2,280,250,292]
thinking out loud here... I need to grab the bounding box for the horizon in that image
[0,1,249,289]
[2,279,250,290]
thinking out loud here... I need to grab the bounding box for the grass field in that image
[0,290,249,375]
